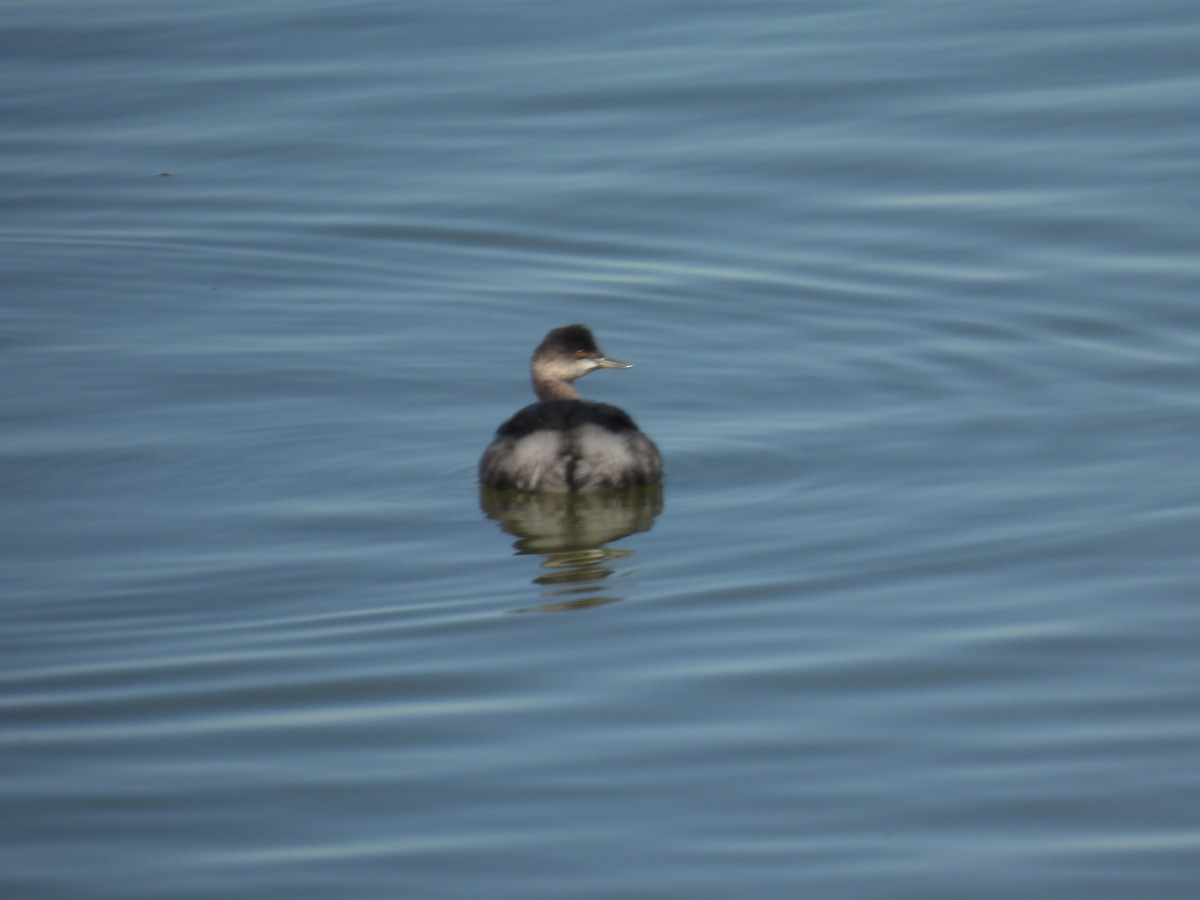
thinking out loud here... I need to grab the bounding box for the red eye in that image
[575,349,588,358]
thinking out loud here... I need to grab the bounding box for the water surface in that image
[3,1,1199,897]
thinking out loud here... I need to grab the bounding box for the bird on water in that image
[479,325,662,493]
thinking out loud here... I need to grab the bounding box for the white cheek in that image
[567,359,599,379]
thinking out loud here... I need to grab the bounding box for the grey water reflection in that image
[480,485,664,612]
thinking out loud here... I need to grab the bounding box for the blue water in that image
[4,1,1200,897]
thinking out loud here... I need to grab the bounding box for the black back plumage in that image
[494,399,641,441]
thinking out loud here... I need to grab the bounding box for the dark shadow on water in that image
[480,484,664,612]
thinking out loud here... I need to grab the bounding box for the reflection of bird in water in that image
[479,325,662,493]
[480,485,664,613]
[480,484,664,554]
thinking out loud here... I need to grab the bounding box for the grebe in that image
[479,325,662,493]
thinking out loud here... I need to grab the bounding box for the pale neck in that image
[533,377,580,401]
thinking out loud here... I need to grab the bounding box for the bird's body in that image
[479,325,662,493]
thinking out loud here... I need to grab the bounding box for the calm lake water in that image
[4,0,1199,897]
